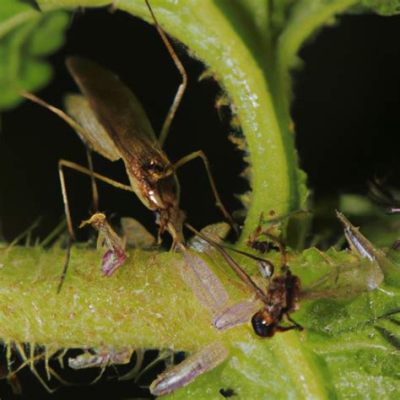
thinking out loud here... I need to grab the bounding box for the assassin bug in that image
[23,0,237,240]
[23,1,236,287]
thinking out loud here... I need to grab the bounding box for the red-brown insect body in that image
[251,268,301,337]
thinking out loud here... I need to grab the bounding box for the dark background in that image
[1,6,400,398]
[2,9,400,242]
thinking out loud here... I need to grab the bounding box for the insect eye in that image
[146,160,165,175]
[251,311,275,338]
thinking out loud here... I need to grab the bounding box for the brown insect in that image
[185,224,303,337]
[186,210,385,338]
[23,0,235,250]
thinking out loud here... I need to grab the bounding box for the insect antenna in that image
[185,223,268,303]
[220,246,275,279]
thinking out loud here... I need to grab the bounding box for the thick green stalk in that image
[0,245,328,399]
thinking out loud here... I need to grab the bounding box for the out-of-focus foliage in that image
[359,0,400,15]
[0,0,69,110]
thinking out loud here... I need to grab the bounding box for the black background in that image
[2,9,400,242]
[1,6,400,398]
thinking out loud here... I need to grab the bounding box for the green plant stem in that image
[0,245,327,399]
[0,246,220,350]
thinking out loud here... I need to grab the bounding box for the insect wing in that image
[80,213,127,276]
[181,249,230,316]
[69,348,132,369]
[336,211,397,276]
[64,94,120,161]
[188,222,230,252]
[66,57,164,162]
[213,299,260,331]
[185,224,269,304]
[150,342,229,396]
[120,217,156,249]
[301,258,384,300]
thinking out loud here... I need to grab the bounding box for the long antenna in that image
[185,224,269,303]
[144,0,188,148]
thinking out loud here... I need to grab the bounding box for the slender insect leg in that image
[90,363,108,385]
[58,161,76,240]
[248,212,264,243]
[275,325,299,334]
[127,349,174,384]
[173,150,238,233]
[261,231,287,268]
[145,0,188,148]
[286,314,304,331]
[118,349,145,381]
[58,159,133,239]
[23,92,102,236]
[22,92,87,136]
[85,148,99,212]
[57,161,133,289]
[56,348,69,369]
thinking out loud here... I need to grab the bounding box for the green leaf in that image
[359,0,400,15]
[0,0,69,110]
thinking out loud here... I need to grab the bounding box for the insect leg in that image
[285,314,304,331]
[145,0,188,148]
[174,150,238,233]
[22,92,102,236]
[57,161,133,290]
[89,363,108,385]
[58,159,132,239]
[274,325,300,334]
[86,148,99,212]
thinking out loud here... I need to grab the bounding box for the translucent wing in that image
[120,217,156,249]
[66,56,177,213]
[69,348,132,369]
[213,299,260,330]
[301,211,387,300]
[301,258,383,300]
[64,94,120,161]
[336,210,397,276]
[66,57,163,164]
[181,247,262,331]
[181,249,230,315]
[188,222,230,252]
[150,342,229,396]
